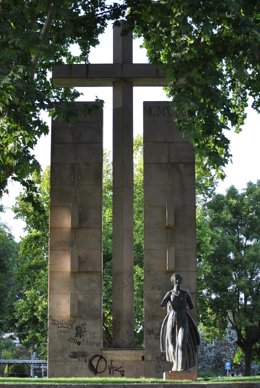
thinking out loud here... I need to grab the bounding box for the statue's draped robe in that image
[160,289,200,371]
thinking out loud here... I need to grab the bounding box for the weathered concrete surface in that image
[111,24,134,348]
[48,102,103,377]
[52,64,166,87]
[143,101,197,376]
[48,99,198,377]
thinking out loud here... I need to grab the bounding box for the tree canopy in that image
[0,0,259,194]
[12,168,50,357]
[197,181,260,375]
[127,0,259,174]
[0,221,18,331]
[0,0,125,195]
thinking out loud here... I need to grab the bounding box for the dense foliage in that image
[127,0,260,175]
[133,136,144,345]
[102,150,113,346]
[12,168,50,357]
[198,330,237,377]
[0,0,125,195]
[0,222,18,331]
[197,181,260,375]
[1,0,259,194]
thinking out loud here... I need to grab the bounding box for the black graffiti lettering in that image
[145,327,160,340]
[49,316,74,329]
[108,360,125,377]
[88,354,107,375]
[75,323,87,338]
[68,337,81,346]
[69,351,88,362]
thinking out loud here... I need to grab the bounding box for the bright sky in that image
[1,25,259,241]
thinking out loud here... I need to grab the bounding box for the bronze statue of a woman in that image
[160,273,200,371]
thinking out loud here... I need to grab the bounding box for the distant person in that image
[160,273,200,371]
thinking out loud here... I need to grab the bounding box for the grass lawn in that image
[0,375,259,384]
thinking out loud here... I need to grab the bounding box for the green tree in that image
[103,150,113,264]
[102,150,113,346]
[133,135,144,345]
[1,1,259,195]
[197,181,260,375]
[12,168,50,357]
[134,135,144,265]
[0,0,125,194]
[0,219,18,332]
[198,329,237,377]
[127,0,259,175]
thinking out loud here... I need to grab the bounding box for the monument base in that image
[163,369,197,381]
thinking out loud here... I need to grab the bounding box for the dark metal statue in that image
[160,273,200,371]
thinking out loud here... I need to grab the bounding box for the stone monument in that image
[143,102,197,377]
[48,22,197,378]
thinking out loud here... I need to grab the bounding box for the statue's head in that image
[170,273,183,285]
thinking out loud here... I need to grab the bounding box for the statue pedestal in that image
[163,370,197,381]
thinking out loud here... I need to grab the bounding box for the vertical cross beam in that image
[112,23,134,347]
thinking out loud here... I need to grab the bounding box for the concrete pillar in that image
[112,23,134,347]
[48,102,103,376]
[143,102,196,375]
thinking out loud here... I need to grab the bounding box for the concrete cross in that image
[53,22,167,348]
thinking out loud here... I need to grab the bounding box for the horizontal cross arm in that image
[52,64,167,87]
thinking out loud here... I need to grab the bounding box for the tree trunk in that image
[244,346,252,376]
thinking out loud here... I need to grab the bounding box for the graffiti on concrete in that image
[69,351,88,362]
[49,316,74,330]
[145,327,160,340]
[68,322,87,346]
[88,354,125,377]
[107,359,125,377]
[88,354,107,375]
